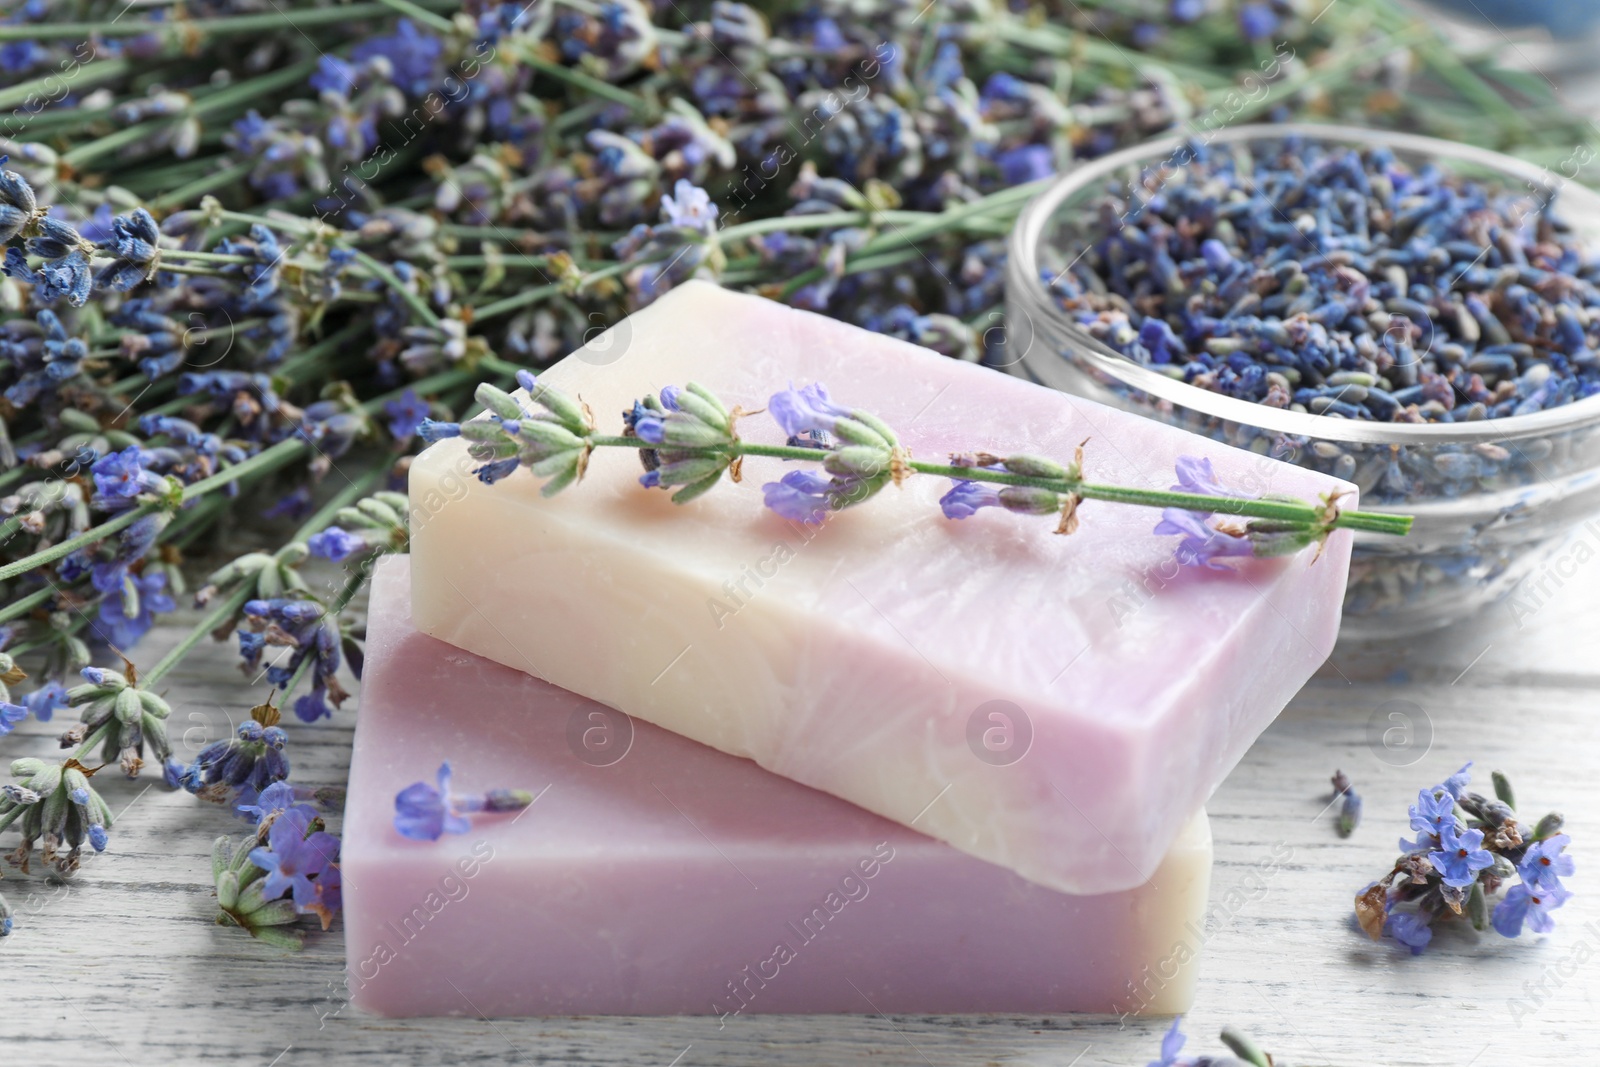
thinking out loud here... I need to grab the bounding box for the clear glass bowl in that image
[1004,122,1600,640]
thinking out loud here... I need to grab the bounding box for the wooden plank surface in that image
[3,542,1596,1067]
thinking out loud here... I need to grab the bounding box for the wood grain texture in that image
[2,544,1596,1066]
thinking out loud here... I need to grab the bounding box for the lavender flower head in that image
[393,762,534,841]
[660,179,718,234]
[248,805,340,908]
[1152,508,1253,569]
[762,469,835,525]
[1358,763,1575,953]
[939,480,1002,520]
[767,382,853,439]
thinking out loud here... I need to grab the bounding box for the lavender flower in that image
[4,216,92,306]
[384,388,429,440]
[90,446,164,505]
[249,805,340,908]
[762,470,836,525]
[1428,824,1494,888]
[1384,912,1433,955]
[1358,764,1575,953]
[92,570,177,650]
[767,382,854,439]
[307,526,367,562]
[1518,834,1575,891]
[1152,509,1254,569]
[22,681,67,722]
[393,761,534,841]
[660,179,719,233]
[1147,1016,1188,1067]
[939,480,1002,519]
[1492,881,1573,938]
[0,702,26,737]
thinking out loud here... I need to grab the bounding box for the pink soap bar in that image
[342,557,1213,1017]
[410,281,1352,897]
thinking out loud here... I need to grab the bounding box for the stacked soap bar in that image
[343,558,1213,1016]
[411,280,1354,896]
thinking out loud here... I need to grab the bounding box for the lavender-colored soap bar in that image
[343,558,1213,1017]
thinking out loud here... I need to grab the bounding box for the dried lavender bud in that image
[1337,789,1362,839]
[1493,770,1516,809]
[1533,812,1566,840]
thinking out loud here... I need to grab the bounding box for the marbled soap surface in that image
[410,281,1351,895]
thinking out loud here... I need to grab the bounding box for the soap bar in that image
[410,280,1351,896]
[343,557,1212,1017]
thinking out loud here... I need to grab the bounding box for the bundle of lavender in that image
[0,0,1582,947]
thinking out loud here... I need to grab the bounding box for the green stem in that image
[62,59,319,168]
[147,162,254,212]
[276,565,368,703]
[140,585,253,689]
[0,57,130,111]
[0,584,54,624]
[292,468,387,543]
[0,1,458,40]
[469,260,631,321]
[581,436,1413,536]
[370,0,455,33]
[353,251,440,327]
[514,48,654,114]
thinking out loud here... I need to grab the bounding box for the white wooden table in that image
[3,541,1595,1067]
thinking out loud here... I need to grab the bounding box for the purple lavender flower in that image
[1169,0,1207,22]
[767,382,852,438]
[1384,912,1433,955]
[394,762,474,841]
[1146,1016,1188,1067]
[1153,509,1253,569]
[91,445,163,503]
[96,207,161,292]
[93,571,177,650]
[417,418,461,444]
[1409,784,1456,836]
[1170,455,1247,497]
[1492,881,1573,938]
[996,144,1054,186]
[384,388,430,440]
[660,179,718,233]
[1518,834,1575,891]
[307,526,367,562]
[0,703,26,737]
[1238,2,1278,40]
[1442,761,1474,799]
[22,681,67,722]
[249,806,340,907]
[237,780,299,825]
[632,414,667,444]
[391,763,533,841]
[939,481,1002,519]
[4,216,93,306]
[1428,824,1494,888]
[350,19,442,97]
[762,469,835,525]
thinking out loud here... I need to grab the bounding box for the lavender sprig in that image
[426,375,1413,564]
[1355,763,1574,954]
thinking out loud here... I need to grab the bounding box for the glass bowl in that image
[1004,122,1600,640]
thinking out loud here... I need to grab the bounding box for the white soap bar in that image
[409,281,1351,895]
